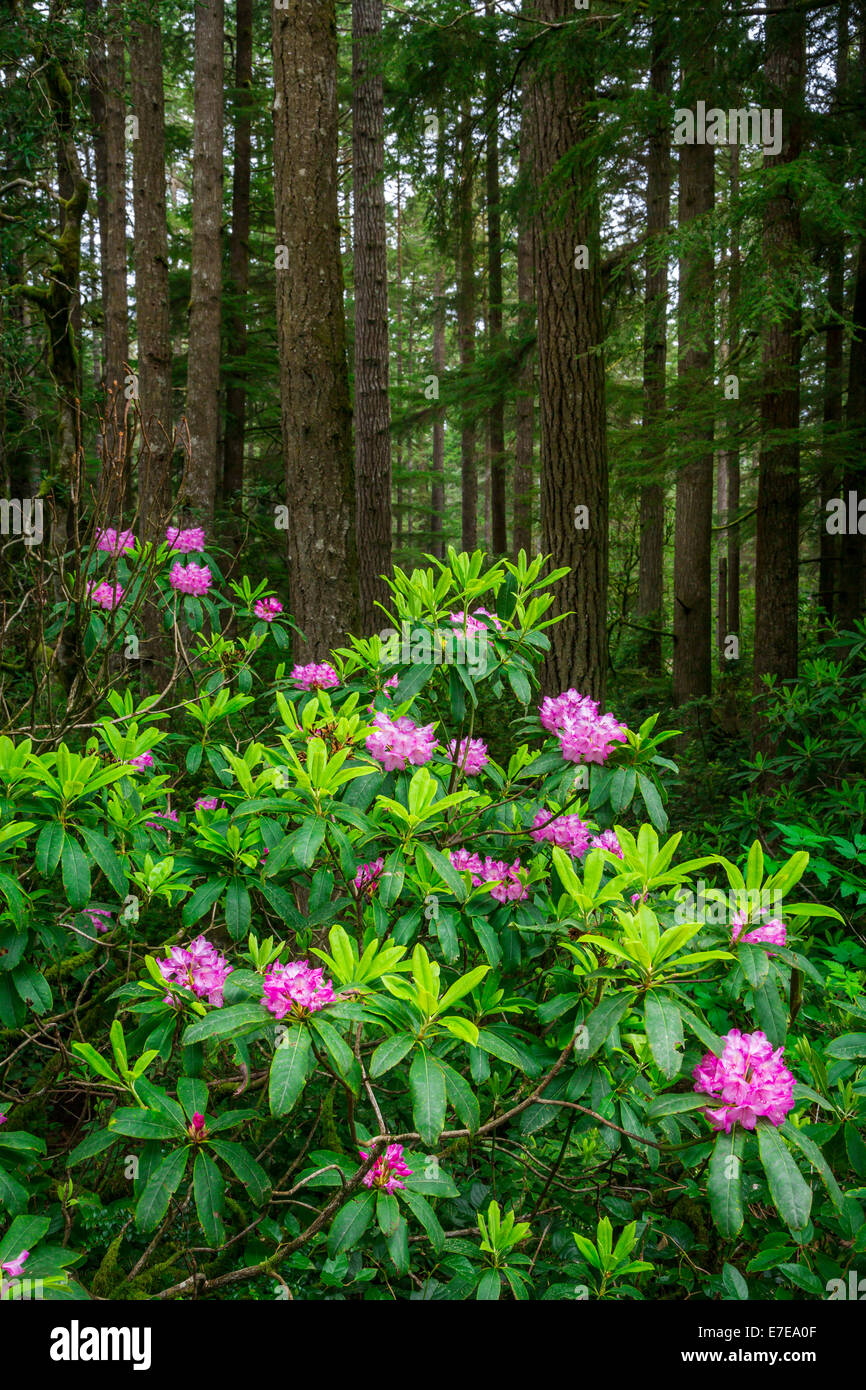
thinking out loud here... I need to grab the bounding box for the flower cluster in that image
[95,527,135,555]
[147,809,179,832]
[539,690,628,765]
[159,936,233,1008]
[166,526,206,553]
[292,662,340,690]
[354,858,385,895]
[448,607,502,633]
[82,907,112,935]
[169,562,212,596]
[365,712,437,771]
[446,737,489,775]
[590,830,624,858]
[128,752,154,772]
[254,597,283,622]
[360,1143,413,1194]
[262,960,335,1018]
[731,907,787,949]
[195,797,228,813]
[0,1112,6,1126]
[530,809,591,859]
[1,1250,28,1279]
[450,849,527,902]
[87,580,124,611]
[693,1029,796,1133]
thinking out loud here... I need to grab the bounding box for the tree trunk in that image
[457,97,477,553]
[531,0,608,701]
[673,38,715,709]
[753,0,805,724]
[185,0,224,528]
[223,0,253,509]
[636,17,670,675]
[485,4,506,556]
[725,141,741,653]
[838,2,866,629]
[352,0,391,628]
[431,264,446,560]
[513,45,534,560]
[272,0,359,657]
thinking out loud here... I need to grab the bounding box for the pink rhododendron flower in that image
[360,1143,413,1194]
[383,674,399,695]
[354,857,385,894]
[365,712,437,771]
[448,607,502,633]
[450,849,528,902]
[292,662,340,690]
[169,561,212,596]
[262,960,334,1018]
[87,580,124,610]
[189,1112,207,1138]
[159,936,233,1008]
[539,690,627,765]
[590,830,624,859]
[166,526,206,553]
[0,1112,6,1126]
[531,809,591,859]
[1,1250,29,1279]
[82,907,112,934]
[254,596,283,622]
[128,752,154,772]
[147,809,179,832]
[447,737,489,775]
[693,1029,795,1133]
[195,797,227,812]
[96,527,135,555]
[731,906,787,949]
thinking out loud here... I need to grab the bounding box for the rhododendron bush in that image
[0,549,862,1303]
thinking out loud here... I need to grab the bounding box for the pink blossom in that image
[531,809,591,859]
[360,1142,413,1194]
[188,1112,207,1138]
[447,737,489,775]
[147,809,179,833]
[1,1250,28,1279]
[354,857,385,894]
[159,936,233,1008]
[731,906,787,949]
[539,690,628,765]
[96,527,135,555]
[365,712,437,771]
[450,849,528,902]
[87,580,124,610]
[195,797,227,813]
[82,907,112,934]
[292,662,340,690]
[254,596,283,622]
[590,830,624,859]
[262,960,334,1018]
[166,526,206,553]
[128,752,154,772]
[693,1029,796,1133]
[448,607,502,633]
[169,561,212,596]
[0,1113,6,1126]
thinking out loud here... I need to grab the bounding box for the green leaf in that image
[757,1124,812,1231]
[108,1109,184,1141]
[181,878,228,928]
[436,1056,481,1133]
[61,836,91,909]
[644,994,683,1079]
[35,821,65,877]
[391,662,435,706]
[637,773,667,831]
[417,843,468,901]
[209,1139,270,1205]
[378,849,405,911]
[752,979,787,1047]
[576,992,634,1061]
[376,1191,400,1237]
[708,1127,745,1239]
[292,817,326,868]
[722,1262,749,1300]
[193,1150,225,1246]
[327,1189,376,1257]
[224,878,252,939]
[477,1268,502,1300]
[825,1033,866,1060]
[409,1048,447,1147]
[369,1032,416,1078]
[399,1187,445,1253]
[66,1129,120,1167]
[269,1027,314,1116]
[177,1077,209,1121]
[0,1214,50,1264]
[78,826,128,896]
[135,1148,189,1233]
[12,963,52,1016]
[309,1017,361,1095]
[182,1002,269,1047]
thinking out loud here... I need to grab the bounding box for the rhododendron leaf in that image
[376,1191,400,1237]
[580,993,634,1060]
[637,774,667,831]
[440,1016,480,1046]
[269,1027,314,1116]
[435,1057,480,1133]
[676,1002,723,1055]
[470,917,502,969]
[722,1262,749,1300]
[757,1124,813,1231]
[708,1127,745,1238]
[35,821,65,877]
[738,942,771,990]
[780,1121,849,1220]
[209,1140,270,1205]
[378,851,405,909]
[12,962,52,1015]
[437,964,488,1016]
[370,1032,416,1078]
[327,1189,376,1257]
[387,1215,410,1274]
[193,1150,225,1246]
[644,994,683,1079]
[309,1017,361,1094]
[177,1077,209,1122]
[182,877,228,928]
[258,880,305,930]
[752,979,787,1047]
[78,826,128,896]
[477,1268,502,1300]
[824,1033,866,1059]
[224,878,251,939]
[410,1048,447,1146]
[745,840,764,891]
[0,1214,49,1264]
[0,1165,28,1213]
[645,1092,714,1121]
[182,1003,270,1047]
[135,1147,189,1233]
[291,817,326,868]
[109,1109,184,1140]
[60,836,90,909]
[417,844,468,902]
[133,1078,187,1131]
[391,662,435,706]
[399,1187,445,1253]
[766,850,809,897]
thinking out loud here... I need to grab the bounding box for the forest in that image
[0,0,864,1324]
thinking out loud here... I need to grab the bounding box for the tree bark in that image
[753,0,805,722]
[531,0,608,701]
[431,264,446,560]
[185,0,224,528]
[725,141,741,652]
[352,0,391,628]
[838,1,866,629]
[272,0,359,657]
[636,16,670,676]
[223,0,253,510]
[485,3,506,556]
[457,97,477,553]
[513,41,534,560]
